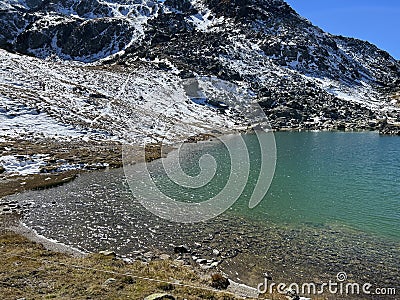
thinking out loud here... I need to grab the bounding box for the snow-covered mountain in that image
[1,0,400,143]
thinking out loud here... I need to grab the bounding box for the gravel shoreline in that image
[4,166,399,299]
[1,134,399,300]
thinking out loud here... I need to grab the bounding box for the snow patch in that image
[0,154,48,176]
[0,49,245,145]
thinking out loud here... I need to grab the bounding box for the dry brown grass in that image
[0,171,79,198]
[0,231,241,300]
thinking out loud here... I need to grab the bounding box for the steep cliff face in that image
[118,0,399,130]
[0,0,154,60]
[0,0,399,136]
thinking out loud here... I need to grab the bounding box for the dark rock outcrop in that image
[0,0,398,129]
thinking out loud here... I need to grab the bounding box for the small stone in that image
[212,249,220,256]
[144,293,176,300]
[143,251,154,258]
[102,278,116,286]
[98,250,116,257]
[196,258,207,264]
[159,254,171,260]
[209,261,219,268]
[121,276,135,284]
[173,259,184,265]
[173,245,189,254]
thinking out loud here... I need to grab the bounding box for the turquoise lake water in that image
[151,131,400,240]
[7,131,399,294]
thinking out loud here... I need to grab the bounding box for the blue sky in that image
[285,0,400,59]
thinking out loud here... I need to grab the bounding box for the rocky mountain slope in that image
[1,0,400,144]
